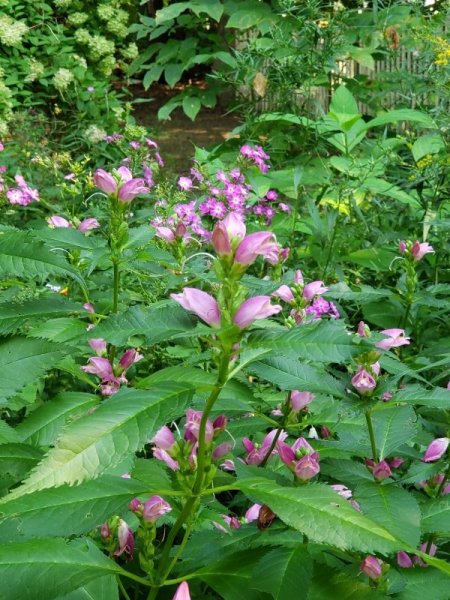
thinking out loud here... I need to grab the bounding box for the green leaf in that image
[393,385,450,409]
[248,356,346,397]
[0,538,124,600]
[411,134,445,162]
[329,85,359,119]
[251,545,313,599]
[4,383,194,499]
[366,109,436,130]
[155,3,189,24]
[421,497,450,535]
[0,475,149,542]
[354,481,421,547]
[309,564,388,599]
[15,392,99,446]
[191,0,224,21]
[0,338,67,405]
[0,297,82,335]
[0,231,84,285]
[34,228,99,251]
[249,321,359,363]
[28,318,88,343]
[361,177,420,208]
[56,576,118,600]
[182,96,201,120]
[372,405,418,459]
[0,443,43,482]
[226,2,275,29]
[398,568,450,600]
[239,478,403,554]
[164,63,184,87]
[92,301,209,346]
[0,421,20,444]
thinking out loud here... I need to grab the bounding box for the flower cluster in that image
[94,166,149,202]
[82,342,143,395]
[5,174,39,206]
[240,144,270,173]
[47,215,100,233]
[278,437,321,482]
[399,240,434,262]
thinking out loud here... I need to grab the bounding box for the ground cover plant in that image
[0,1,449,599]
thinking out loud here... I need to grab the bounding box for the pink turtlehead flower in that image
[118,178,149,202]
[273,285,294,303]
[82,357,115,382]
[79,218,100,233]
[295,454,320,481]
[411,240,434,261]
[171,287,221,327]
[88,338,107,356]
[47,216,71,228]
[233,296,282,329]
[212,221,232,256]
[235,231,280,266]
[360,556,382,580]
[155,226,176,243]
[243,430,287,465]
[290,390,315,411]
[212,442,233,460]
[372,460,392,481]
[397,551,413,568]
[153,448,179,471]
[244,504,262,523]
[357,321,370,337]
[152,426,176,451]
[94,169,117,195]
[119,348,143,371]
[423,437,449,462]
[114,519,134,559]
[351,367,376,395]
[413,542,437,567]
[331,484,352,500]
[142,496,172,522]
[185,409,214,444]
[303,281,328,302]
[376,328,410,350]
[172,582,191,600]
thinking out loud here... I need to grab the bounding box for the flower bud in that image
[48,216,71,228]
[88,338,107,356]
[360,556,382,580]
[397,551,413,568]
[172,582,191,600]
[233,296,282,329]
[372,460,392,481]
[423,437,449,462]
[294,454,320,481]
[151,426,176,450]
[119,348,144,371]
[277,441,295,465]
[290,390,315,411]
[142,496,172,522]
[351,367,376,395]
[79,218,100,233]
[129,498,142,512]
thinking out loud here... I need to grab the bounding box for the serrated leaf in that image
[354,482,421,547]
[309,564,389,599]
[248,356,346,397]
[239,478,403,554]
[372,405,418,459]
[3,383,194,500]
[366,109,436,130]
[421,496,450,534]
[92,301,209,346]
[28,317,88,343]
[34,228,99,251]
[249,321,358,363]
[0,338,67,405]
[0,421,20,444]
[15,392,99,446]
[0,475,149,542]
[398,568,450,600]
[393,385,450,409]
[251,545,312,599]
[0,231,84,285]
[0,297,82,335]
[0,443,44,481]
[0,538,124,600]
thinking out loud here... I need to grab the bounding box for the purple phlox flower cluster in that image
[399,240,434,261]
[82,344,143,395]
[103,133,124,143]
[6,174,40,206]
[240,144,270,173]
[242,429,288,465]
[277,437,320,481]
[94,166,149,202]
[397,542,438,569]
[47,215,100,233]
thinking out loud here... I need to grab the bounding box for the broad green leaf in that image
[393,385,450,409]
[197,550,267,600]
[361,177,420,208]
[365,109,436,130]
[329,85,359,119]
[309,564,389,599]
[226,1,275,29]
[248,356,346,397]
[28,318,87,343]
[398,568,450,600]
[421,497,450,535]
[0,338,67,405]
[191,0,223,21]
[92,301,209,346]
[0,231,84,285]
[249,321,359,363]
[344,248,397,271]
[4,383,194,500]
[0,421,20,444]
[182,96,201,120]
[15,392,99,446]
[0,443,43,483]
[57,576,118,600]
[354,481,421,547]
[0,297,82,335]
[411,134,445,162]
[0,475,149,542]
[34,228,99,251]
[239,478,403,554]
[164,63,184,87]
[0,538,124,600]
[251,545,312,599]
[155,3,189,24]
[372,405,418,459]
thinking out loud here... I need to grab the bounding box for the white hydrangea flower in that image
[53,68,75,91]
[0,16,28,47]
[84,125,107,144]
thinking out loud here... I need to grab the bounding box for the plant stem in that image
[117,576,132,600]
[436,464,450,496]
[108,258,120,363]
[365,410,377,462]
[147,351,231,599]
[259,392,292,468]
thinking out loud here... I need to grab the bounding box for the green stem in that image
[108,259,120,363]
[117,576,132,600]
[147,351,231,600]
[365,410,377,462]
[436,464,450,496]
[259,392,292,468]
